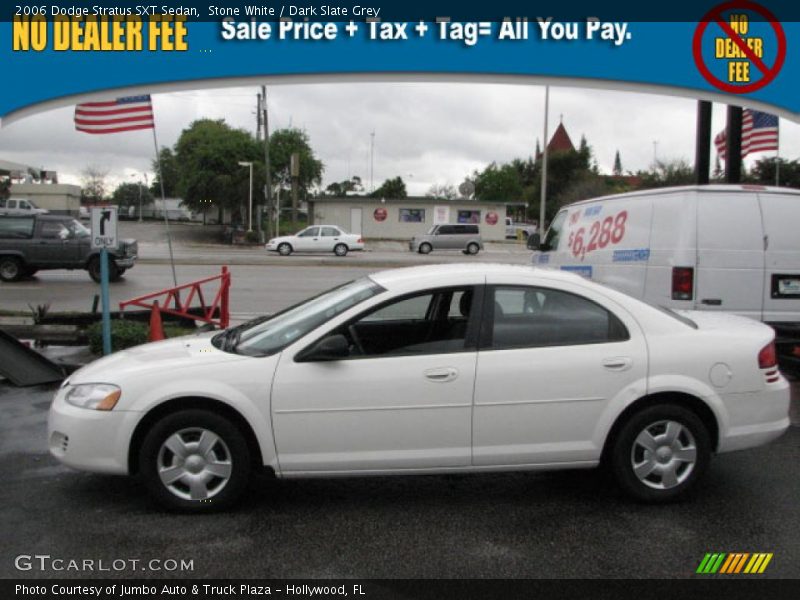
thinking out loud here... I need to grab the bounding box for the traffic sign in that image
[90,206,118,249]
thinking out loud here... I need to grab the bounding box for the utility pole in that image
[539,86,549,235]
[261,85,272,241]
[291,152,299,229]
[369,130,375,193]
[256,92,262,141]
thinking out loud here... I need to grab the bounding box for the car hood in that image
[68,331,248,385]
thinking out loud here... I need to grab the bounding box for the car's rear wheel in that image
[333,243,348,257]
[0,256,23,282]
[139,409,251,512]
[466,242,480,255]
[418,242,432,255]
[610,404,710,503]
[277,243,293,256]
[88,256,120,283]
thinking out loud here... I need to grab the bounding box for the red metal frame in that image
[119,266,231,329]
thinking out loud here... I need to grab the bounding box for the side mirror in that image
[527,233,542,250]
[300,334,350,362]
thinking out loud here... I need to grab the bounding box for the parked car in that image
[265,225,364,256]
[505,217,537,240]
[0,214,138,282]
[48,264,788,511]
[529,184,800,372]
[0,197,48,216]
[410,224,483,254]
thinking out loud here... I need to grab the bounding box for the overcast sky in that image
[1,82,797,196]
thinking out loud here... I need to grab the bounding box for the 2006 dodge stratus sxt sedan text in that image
[48,264,790,511]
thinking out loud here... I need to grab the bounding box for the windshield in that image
[542,210,567,251]
[426,226,437,235]
[222,277,385,357]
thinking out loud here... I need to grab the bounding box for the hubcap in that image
[631,419,697,490]
[157,427,233,501]
[1,261,18,278]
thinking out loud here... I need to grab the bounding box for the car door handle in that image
[602,357,633,372]
[424,367,459,383]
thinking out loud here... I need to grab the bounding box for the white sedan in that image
[265,225,364,256]
[48,264,789,511]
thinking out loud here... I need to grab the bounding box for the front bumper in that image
[47,386,139,474]
[115,255,137,268]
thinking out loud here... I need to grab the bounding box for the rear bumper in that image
[717,381,791,453]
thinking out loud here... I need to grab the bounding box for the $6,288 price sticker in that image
[568,210,628,260]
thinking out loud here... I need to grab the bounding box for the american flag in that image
[714,109,779,160]
[74,95,154,135]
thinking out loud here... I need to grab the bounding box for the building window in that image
[399,208,426,223]
[457,210,481,224]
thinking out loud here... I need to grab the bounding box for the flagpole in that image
[775,118,780,187]
[539,85,550,236]
[151,125,178,288]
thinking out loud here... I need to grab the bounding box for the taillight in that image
[672,267,694,300]
[357,238,364,244]
[758,341,777,369]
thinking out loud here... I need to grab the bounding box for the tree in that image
[749,157,800,188]
[112,182,153,209]
[370,176,407,198]
[427,183,458,200]
[613,151,623,176]
[81,165,109,204]
[636,159,694,189]
[712,154,724,181]
[325,175,363,196]
[269,128,324,195]
[473,163,523,202]
[151,147,179,197]
[173,119,263,216]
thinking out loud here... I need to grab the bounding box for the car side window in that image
[298,227,320,237]
[39,222,68,239]
[20,200,31,210]
[0,199,5,208]
[335,287,476,358]
[438,225,454,235]
[8,200,17,209]
[320,227,339,237]
[488,286,628,350]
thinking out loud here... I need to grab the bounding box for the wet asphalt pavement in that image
[1,380,798,580]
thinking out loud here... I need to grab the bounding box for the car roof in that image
[369,263,586,290]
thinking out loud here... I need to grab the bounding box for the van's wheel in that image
[333,243,349,257]
[610,404,710,503]
[88,256,120,283]
[0,256,23,282]
[277,243,293,256]
[466,242,480,255]
[138,409,251,512]
[418,243,432,255]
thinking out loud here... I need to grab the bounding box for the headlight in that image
[65,384,121,411]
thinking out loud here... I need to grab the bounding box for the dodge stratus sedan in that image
[48,264,790,511]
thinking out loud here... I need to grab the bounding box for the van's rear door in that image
[695,191,764,320]
[759,191,800,323]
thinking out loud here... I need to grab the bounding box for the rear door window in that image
[0,217,35,238]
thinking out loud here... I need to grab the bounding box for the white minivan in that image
[530,185,800,370]
[0,197,48,216]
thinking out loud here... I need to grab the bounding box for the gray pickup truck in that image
[0,215,138,282]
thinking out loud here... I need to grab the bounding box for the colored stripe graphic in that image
[697,552,773,574]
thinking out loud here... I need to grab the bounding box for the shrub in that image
[87,320,149,355]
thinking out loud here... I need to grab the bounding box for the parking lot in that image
[1,221,799,580]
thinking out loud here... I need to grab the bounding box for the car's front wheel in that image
[0,256,24,282]
[418,242,432,255]
[610,404,710,503]
[138,409,251,512]
[333,243,348,257]
[88,256,120,283]
[277,243,293,256]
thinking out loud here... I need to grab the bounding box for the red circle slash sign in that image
[693,0,786,94]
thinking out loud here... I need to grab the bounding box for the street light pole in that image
[239,161,254,232]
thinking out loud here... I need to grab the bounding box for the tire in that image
[277,243,293,256]
[88,256,120,283]
[418,242,433,255]
[610,403,711,503]
[138,409,251,512]
[466,242,480,255]
[333,243,348,257]
[0,256,23,282]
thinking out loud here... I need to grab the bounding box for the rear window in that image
[0,217,35,238]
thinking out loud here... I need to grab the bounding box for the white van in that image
[530,185,800,370]
[0,197,48,216]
